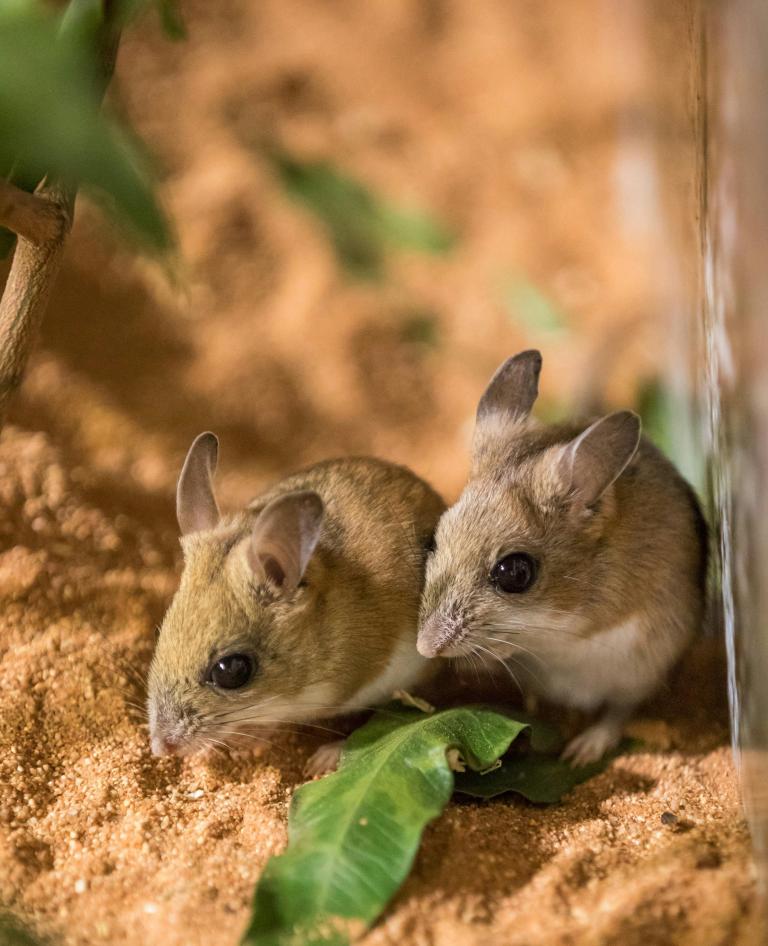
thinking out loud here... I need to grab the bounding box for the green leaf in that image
[454,745,620,803]
[0,2,171,250]
[242,705,529,946]
[267,149,455,279]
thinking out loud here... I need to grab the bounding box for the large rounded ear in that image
[176,432,220,535]
[476,350,542,428]
[558,411,641,510]
[248,491,325,594]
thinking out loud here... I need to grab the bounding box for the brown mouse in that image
[147,433,444,773]
[417,350,707,763]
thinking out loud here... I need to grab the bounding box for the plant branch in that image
[0,178,70,244]
[0,182,76,422]
[0,1,122,430]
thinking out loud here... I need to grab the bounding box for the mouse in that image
[147,432,445,774]
[417,350,707,764]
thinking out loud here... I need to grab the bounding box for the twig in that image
[0,182,75,422]
[0,179,68,244]
[0,0,121,430]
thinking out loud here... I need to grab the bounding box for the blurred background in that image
[7,0,703,514]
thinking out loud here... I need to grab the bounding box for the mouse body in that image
[148,433,444,769]
[417,350,707,764]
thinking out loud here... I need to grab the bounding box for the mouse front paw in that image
[304,739,346,778]
[561,715,624,767]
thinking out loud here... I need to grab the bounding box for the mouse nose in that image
[151,733,181,757]
[418,611,462,657]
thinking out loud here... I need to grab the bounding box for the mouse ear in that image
[248,490,325,593]
[558,411,641,510]
[476,350,542,429]
[176,432,220,535]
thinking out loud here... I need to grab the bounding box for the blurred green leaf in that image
[59,0,103,50]
[637,377,675,456]
[268,148,455,279]
[636,377,707,493]
[0,914,44,946]
[501,273,568,337]
[155,0,186,39]
[376,204,455,255]
[399,310,441,350]
[109,0,185,36]
[0,1,171,251]
[533,396,570,425]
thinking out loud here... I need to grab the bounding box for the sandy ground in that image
[0,0,761,943]
[0,427,758,946]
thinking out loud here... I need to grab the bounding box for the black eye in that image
[490,553,537,593]
[208,653,255,689]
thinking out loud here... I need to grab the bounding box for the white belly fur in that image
[521,613,684,712]
[341,634,431,712]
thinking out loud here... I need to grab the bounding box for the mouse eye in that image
[490,553,537,593]
[208,653,255,689]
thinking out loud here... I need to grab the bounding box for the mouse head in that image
[147,432,327,757]
[417,351,641,660]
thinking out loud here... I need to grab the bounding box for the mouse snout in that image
[148,695,197,758]
[417,608,467,658]
[151,732,182,757]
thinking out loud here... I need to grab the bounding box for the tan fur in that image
[149,455,444,756]
[419,352,707,762]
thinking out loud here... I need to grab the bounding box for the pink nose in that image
[151,733,181,757]
[417,612,461,657]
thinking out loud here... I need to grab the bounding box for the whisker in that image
[213,716,346,737]
[469,641,525,697]
[462,648,482,686]
[210,695,280,721]
[476,634,547,668]
[213,728,278,750]
[478,621,632,656]
[473,637,548,691]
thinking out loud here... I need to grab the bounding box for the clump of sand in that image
[0,426,760,946]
